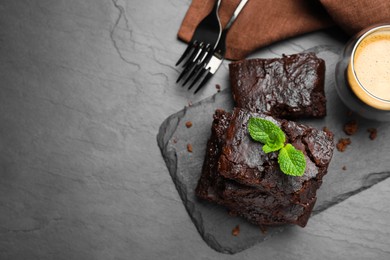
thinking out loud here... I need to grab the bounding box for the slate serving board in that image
[157,46,390,254]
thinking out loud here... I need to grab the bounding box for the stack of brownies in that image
[195,53,334,227]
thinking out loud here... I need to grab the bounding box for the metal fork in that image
[175,0,222,82]
[188,0,249,94]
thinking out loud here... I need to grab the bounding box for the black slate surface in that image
[157,47,390,254]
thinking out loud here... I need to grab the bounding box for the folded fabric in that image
[177,0,390,60]
[320,0,390,34]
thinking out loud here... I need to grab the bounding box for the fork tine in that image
[176,40,197,66]
[182,64,201,86]
[184,51,213,87]
[182,47,210,86]
[188,67,207,90]
[178,42,209,84]
[181,62,199,86]
[176,48,201,83]
[194,70,213,94]
[183,42,204,68]
[177,48,205,83]
[176,57,198,83]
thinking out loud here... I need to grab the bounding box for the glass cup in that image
[335,24,390,121]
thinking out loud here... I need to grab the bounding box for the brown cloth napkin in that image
[177,0,390,60]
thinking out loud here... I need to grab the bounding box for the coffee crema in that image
[347,29,390,110]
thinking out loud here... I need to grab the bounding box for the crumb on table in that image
[187,143,193,153]
[260,225,267,234]
[367,128,377,140]
[228,210,238,217]
[185,121,193,128]
[232,225,240,236]
[322,126,333,137]
[343,120,358,135]
[342,166,347,171]
[336,138,351,152]
[323,126,330,133]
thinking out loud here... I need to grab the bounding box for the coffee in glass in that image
[336,24,390,121]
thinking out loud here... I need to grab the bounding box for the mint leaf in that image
[262,131,285,153]
[248,117,306,177]
[248,117,285,150]
[278,144,306,176]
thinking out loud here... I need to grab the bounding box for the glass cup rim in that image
[350,24,390,103]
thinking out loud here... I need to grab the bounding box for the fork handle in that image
[213,0,222,12]
[225,0,249,30]
[214,0,249,58]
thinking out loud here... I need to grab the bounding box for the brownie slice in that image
[229,53,326,119]
[218,108,334,206]
[196,109,319,227]
[218,180,317,227]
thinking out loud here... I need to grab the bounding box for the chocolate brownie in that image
[229,53,326,119]
[218,180,317,227]
[195,109,320,227]
[218,108,334,206]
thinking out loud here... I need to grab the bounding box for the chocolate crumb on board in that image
[259,225,267,234]
[342,166,347,171]
[336,138,351,152]
[343,120,358,135]
[232,225,240,236]
[367,128,377,140]
[215,84,221,92]
[185,121,193,128]
[228,210,238,217]
[187,143,193,153]
[322,126,334,137]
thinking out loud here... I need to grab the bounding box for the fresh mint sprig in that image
[248,117,306,177]
[248,117,285,153]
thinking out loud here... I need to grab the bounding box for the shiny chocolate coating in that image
[229,53,326,119]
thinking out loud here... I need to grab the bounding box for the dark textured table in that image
[1,1,390,259]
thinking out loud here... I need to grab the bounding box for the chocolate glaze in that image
[218,108,334,205]
[229,53,326,119]
[196,109,333,227]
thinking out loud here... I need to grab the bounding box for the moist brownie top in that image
[218,107,334,200]
[229,52,326,119]
[195,109,317,227]
[196,109,295,208]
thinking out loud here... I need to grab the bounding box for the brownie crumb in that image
[342,166,347,171]
[322,126,333,137]
[216,84,221,92]
[336,138,351,152]
[232,225,240,236]
[259,225,268,234]
[228,210,238,217]
[172,137,178,144]
[367,128,377,140]
[323,126,330,133]
[187,143,193,153]
[185,121,193,128]
[343,120,358,135]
